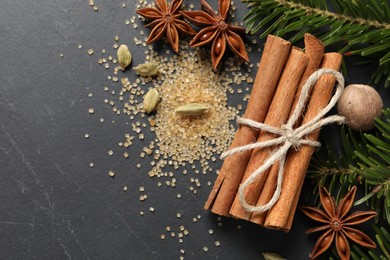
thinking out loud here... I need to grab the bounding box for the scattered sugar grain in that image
[138,47,239,176]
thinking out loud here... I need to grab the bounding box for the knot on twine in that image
[221,69,346,214]
[281,124,300,150]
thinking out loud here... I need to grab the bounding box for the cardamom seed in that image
[117,44,132,71]
[143,88,159,113]
[174,103,208,116]
[133,62,159,77]
[262,252,286,260]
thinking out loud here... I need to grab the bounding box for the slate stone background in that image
[0,0,388,259]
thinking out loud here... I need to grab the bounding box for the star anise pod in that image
[181,0,249,69]
[136,0,196,52]
[301,186,376,260]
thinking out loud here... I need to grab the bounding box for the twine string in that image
[220,69,346,213]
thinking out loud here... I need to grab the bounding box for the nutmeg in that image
[337,84,383,131]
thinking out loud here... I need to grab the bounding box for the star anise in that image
[301,186,376,260]
[181,0,249,69]
[136,0,196,52]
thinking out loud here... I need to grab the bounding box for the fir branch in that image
[308,109,390,222]
[307,109,390,259]
[352,109,390,224]
[307,127,360,203]
[316,166,351,177]
[274,0,390,29]
[243,0,390,87]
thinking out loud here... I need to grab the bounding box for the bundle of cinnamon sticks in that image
[205,34,343,232]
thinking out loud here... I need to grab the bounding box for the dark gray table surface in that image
[0,0,388,259]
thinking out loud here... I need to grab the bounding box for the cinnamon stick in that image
[250,34,324,225]
[264,52,343,231]
[229,47,309,221]
[204,35,291,216]
[290,34,325,127]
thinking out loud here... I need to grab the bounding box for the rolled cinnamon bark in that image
[204,35,291,216]
[264,52,343,231]
[250,34,324,225]
[289,34,325,127]
[229,47,309,221]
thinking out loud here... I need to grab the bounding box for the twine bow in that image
[221,69,345,213]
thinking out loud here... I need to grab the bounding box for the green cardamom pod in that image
[143,88,160,113]
[262,252,286,260]
[117,44,132,71]
[174,103,208,116]
[133,62,159,77]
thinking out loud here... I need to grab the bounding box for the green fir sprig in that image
[307,109,390,258]
[307,126,359,203]
[243,0,390,87]
[352,109,390,223]
[309,109,390,222]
